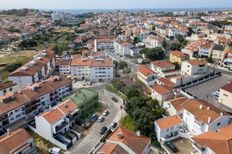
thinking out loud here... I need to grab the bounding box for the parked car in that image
[91,113,98,122]
[100,126,108,135]
[97,116,105,122]
[111,97,118,102]
[49,147,61,154]
[110,122,117,130]
[165,142,178,153]
[102,110,109,116]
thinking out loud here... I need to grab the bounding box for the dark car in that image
[110,122,117,130]
[100,126,108,135]
[90,113,98,122]
[111,97,118,102]
[165,142,178,153]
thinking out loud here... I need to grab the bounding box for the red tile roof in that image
[151,85,173,95]
[170,50,187,58]
[152,60,175,69]
[155,115,182,130]
[221,82,232,93]
[137,65,154,76]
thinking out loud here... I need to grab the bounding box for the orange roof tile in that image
[137,65,154,76]
[170,50,187,58]
[155,115,182,130]
[151,85,173,95]
[152,60,175,69]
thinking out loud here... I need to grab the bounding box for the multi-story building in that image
[145,35,164,48]
[155,115,183,142]
[151,60,177,77]
[95,126,151,154]
[55,59,71,75]
[219,82,232,109]
[9,50,55,90]
[0,128,37,154]
[150,85,174,103]
[211,44,225,61]
[192,124,232,154]
[198,42,214,58]
[70,57,114,82]
[94,35,115,52]
[137,65,156,87]
[169,50,188,65]
[114,41,134,57]
[181,59,208,76]
[0,81,17,96]
[0,75,72,130]
[33,99,79,150]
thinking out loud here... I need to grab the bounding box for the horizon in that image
[0,0,232,10]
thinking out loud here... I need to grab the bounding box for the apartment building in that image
[55,59,71,75]
[0,81,17,96]
[169,50,188,65]
[181,39,207,58]
[219,82,232,109]
[0,75,72,129]
[96,126,151,154]
[211,44,225,61]
[94,35,115,52]
[33,99,79,150]
[145,35,164,48]
[181,59,208,76]
[9,50,55,90]
[151,60,177,77]
[70,57,114,82]
[0,128,37,154]
[137,65,156,87]
[114,41,134,57]
[198,42,214,57]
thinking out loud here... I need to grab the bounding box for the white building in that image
[94,36,115,52]
[155,115,183,142]
[181,59,208,76]
[219,82,232,109]
[0,75,72,130]
[33,99,79,150]
[0,81,17,96]
[192,124,232,154]
[151,60,177,77]
[55,59,71,75]
[114,41,134,57]
[150,85,174,103]
[145,35,164,48]
[70,57,114,82]
[198,42,214,57]
[137,65,156,87]
[9,50,55,90]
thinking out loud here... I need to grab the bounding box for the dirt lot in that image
[172,138,193,154]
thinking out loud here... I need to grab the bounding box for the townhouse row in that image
[0,75,72,130]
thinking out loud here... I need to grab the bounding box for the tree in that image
[162,39,168,49]
[140,48,164,61]
[170,43,182,50]
[5,62,22,72]
[133,37,139,44]
[118,61,128,70]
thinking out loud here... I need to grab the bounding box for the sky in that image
[0,0,232,10]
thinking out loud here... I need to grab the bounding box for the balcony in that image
[55,121,69,133]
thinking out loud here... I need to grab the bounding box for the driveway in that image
[69,83,126,154]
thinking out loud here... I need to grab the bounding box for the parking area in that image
[184,74,232,112]
[171,138,193,154]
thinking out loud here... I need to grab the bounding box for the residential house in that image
[114,41,134,57]
[145,35,164,48]
[33,99,79,150]
[163,97,189,116]
[9,50,55,90]
[94,35,115,52]
[154,115,183,142]
[0,128,37,154]
[95,126,151,154]
[219,82,232,109]
[137,65,156,87]
[169,50,188,65]
[150,85,174,103]
[55,59,71,75]
[151,60,177,77]
[156,77,176,88]
[181,39,207,58]
[191,124,232,154]
[0,81,16,96]
[181,59,208,76]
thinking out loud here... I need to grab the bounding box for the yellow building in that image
[169,50,188,65]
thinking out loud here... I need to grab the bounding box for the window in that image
[217,122,221,126]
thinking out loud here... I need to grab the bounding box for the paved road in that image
[69,83,125,154]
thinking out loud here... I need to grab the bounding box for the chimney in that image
[136,130,141,136]
[208,117,211,123]
[220,112,223,116]
[117,133,124,139]
[199,105,203,109]
[207,107,210,110]
[6,129,10,136]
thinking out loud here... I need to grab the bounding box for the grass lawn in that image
[0,50,36,80]
[120,115,136,132]
[27,129,55,154]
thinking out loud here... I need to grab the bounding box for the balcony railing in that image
[55,121,69,133]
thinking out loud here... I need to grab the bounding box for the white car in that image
[97,116,104,122]
[49,147,61,154]
[102,110,109,116]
